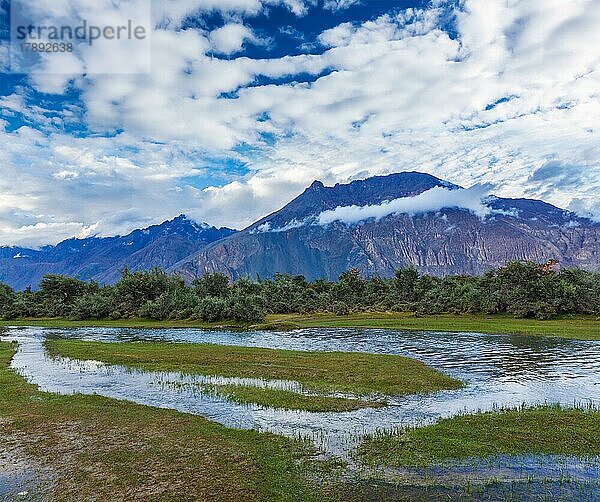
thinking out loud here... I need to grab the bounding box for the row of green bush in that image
[0,261,598,322]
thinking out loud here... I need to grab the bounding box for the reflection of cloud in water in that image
[3,327,600,459]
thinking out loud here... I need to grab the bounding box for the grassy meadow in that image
[1,311,599,339]
[0,341,334,501]
[2,337,600,499]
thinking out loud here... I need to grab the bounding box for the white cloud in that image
[209,23,267,55]
[318,7,443,47]
[1,0,599,246]
[53,170,79,180]
[0,220,101,248]
[323,0,361,12]
[317,185,492,225]
[254,217,311,232]
[152,0,264,26]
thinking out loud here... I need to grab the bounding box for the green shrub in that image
[197,297,229,322]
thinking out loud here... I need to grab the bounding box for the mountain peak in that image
[176,171,600,282]
[169,214,199,226]
[249,171,458,230]
[161,214,212,232]
[0,215,237,289]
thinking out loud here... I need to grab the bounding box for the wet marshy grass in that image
[357,403,600,467]
[0,341,331,500]
[334,476,600,501]
[3,330,600,500]
[156,379,386,413]
[3,312,599,339]
[45,339,463,396]
[265,313,600,340]
[340,404,600,500]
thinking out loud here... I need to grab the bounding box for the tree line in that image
[0,261,598,322]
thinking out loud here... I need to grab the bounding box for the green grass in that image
[2,311,599,339]
[46,340,462,399]
[197,383,386,412]
[0,341,337,501]
[3,337,600,499]
[358,404,600,467]
[267,312,600,340]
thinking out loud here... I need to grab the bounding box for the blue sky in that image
[0,0,598,246]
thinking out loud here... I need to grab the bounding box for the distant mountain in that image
[0,215,236,290]
[173,172,600,280]
[3,172,599,288]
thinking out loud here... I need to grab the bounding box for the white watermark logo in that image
[9,0,152,75]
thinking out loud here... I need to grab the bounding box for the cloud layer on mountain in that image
[317,185,492,225]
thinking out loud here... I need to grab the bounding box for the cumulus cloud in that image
[322,0,361,12]
[252,217,311,233]
[209,23,267,55]
[0,221,101,248]
[317,185,493,225]
[1,0,599,246]
[250,184,498,232]
[318,7,440,47]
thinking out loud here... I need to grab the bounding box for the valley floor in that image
[0,341,326,501]
[1,339,599,500]
[358,404,600,465]
[1,312,599,340]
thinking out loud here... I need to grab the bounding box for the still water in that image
[2,326,599,458]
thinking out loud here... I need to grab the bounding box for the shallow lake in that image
[2,326,600,460]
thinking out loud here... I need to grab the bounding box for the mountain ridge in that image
[2,171,599,289]
[0,215,236,290]
[172,172,600,281]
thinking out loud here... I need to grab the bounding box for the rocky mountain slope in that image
[0,215,235,290]
[3,172,598,288]
[173,172,600,280]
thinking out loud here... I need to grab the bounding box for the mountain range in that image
[2,172,599,289]
[173,172,600,281]
[0,216,235,290]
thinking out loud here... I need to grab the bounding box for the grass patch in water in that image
[0,341,337,500]
[46,339,462,398]
[197,383,386,413]
[358,404,600,467]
